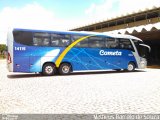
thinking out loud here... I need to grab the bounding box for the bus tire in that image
[59,63,72,75]
[42,63,56,76]
[127,62,135,72]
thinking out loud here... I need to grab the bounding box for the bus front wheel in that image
[127,62,135,72]
[59,63,72,75]
[42,63,56,76]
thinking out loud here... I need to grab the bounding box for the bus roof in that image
[103,32,142,41]
[13,28,142,41]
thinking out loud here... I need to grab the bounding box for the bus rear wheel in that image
[42,63,56,76]
[59,63,72,75]
[127,62,135,72]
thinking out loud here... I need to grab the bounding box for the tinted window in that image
[72,35,88,47]
[132,39,144,55]
[51,34,70,47]
[132,39,143,48]
[13,31,33,45]
[33,32,50,46]
[71,35,87,42]
[88,36,104,48]
[105,38,119,48]
[119,38,134,51]
[75,38,88,47]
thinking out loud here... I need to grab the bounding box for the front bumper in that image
[138,58,147,69]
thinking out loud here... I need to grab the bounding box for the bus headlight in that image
[140,58,147,68]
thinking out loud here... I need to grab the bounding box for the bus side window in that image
[71,35,84,43]
[60,34,70,46]
[105,37,119,49]
[51,34,70,47]
[76,38,88,47]
[51,35,59,46]
[33,32,50,46]
[33,37,42,46]
[119,38,134,51]
[88,36,105,48]
[72,35,88,47]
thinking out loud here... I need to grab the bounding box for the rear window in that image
[13,31,33,46]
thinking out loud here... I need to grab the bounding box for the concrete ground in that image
[0,59,160,114]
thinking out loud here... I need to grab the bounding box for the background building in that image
[71,7,160,66]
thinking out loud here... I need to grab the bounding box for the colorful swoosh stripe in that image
[55,35,94,67]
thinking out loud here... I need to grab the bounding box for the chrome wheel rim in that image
[62,65,70,73]
[128,64,134,71]
[45,66,53,74]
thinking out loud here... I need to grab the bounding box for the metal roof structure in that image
[71,7,160,33]
[106,22,160,34]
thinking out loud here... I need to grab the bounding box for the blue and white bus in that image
[7,28,150,75]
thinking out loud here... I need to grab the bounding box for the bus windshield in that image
[133,39,150,58]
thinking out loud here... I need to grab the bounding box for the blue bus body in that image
[7,28,150,75]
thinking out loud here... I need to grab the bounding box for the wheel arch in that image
[43,62,56,67]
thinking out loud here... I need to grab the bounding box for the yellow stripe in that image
[55,35,93,67]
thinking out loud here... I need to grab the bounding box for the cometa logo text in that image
[99,50,122,56]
